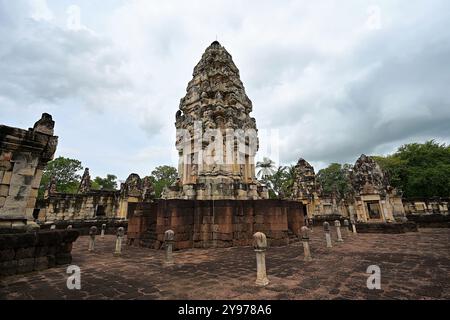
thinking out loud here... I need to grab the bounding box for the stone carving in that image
[47,176,57,195]
[142,176,155,200]
[78,168,91,194]
[122,173,142,198]
[253,232,269,286]
[33,113,55,136]
[88,226,97,252]
[334,220,343,242]
[351,154,388,195]
[301,226,312,261]
[166,41,267,200]
[323,222,332,248]
[114,227,125,256]
[164,230,175,266]
[293,158,319,200]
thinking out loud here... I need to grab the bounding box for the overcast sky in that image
[1,0,449,181]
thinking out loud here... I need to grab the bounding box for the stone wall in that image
[403,198,449,215]
[0,114,57,229]
[406,214,450,228]
[37,191,121,221]
[127,199,305,250]
[355,222,418,234]
[0,229,79,276]
[39,218,128,235]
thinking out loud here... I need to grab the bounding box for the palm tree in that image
[256,157,276,179]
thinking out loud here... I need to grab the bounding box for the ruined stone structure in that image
[38,173,154,221]
[350,154,405,223]
[0,114,58,230]
[163,41,268,200]
[129,42,304,249]
[292,155,406,223]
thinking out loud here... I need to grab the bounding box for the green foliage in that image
[316,163,352,198]
[256,157,276,179]
[91,174,118,191]
[149,165,178,198]
[374,140,450,198]
[39,157,83,198]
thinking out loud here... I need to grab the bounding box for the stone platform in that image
[1,228,449,300]
[128,199,305,250]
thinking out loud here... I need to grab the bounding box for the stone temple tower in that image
[163,41,268,200]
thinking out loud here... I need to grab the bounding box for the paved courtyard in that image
[1,228,449,300]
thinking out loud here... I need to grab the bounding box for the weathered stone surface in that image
[163,41,268,201]
[0,113,58,223]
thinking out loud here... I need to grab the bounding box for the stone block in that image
[17,258,35,273]
[15,247,36,259]
[0,196,6,207]
[55,253,72,265]
[33,257,49,271]
[0,260,17,276]
[0,248,15,262]
[0,184,9,197]
[1,171,12,185]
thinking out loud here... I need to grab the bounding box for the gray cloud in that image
[1,0,450,179]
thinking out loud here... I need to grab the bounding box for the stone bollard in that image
[323,222,332,248]
[88,226,98,252]
[114,227,125,256]
[253,232,269,286]
[308,218,314,233]
[351,220,357,234]
[101,224,106,238]
[301,226,312,261]
[50,224,56,230]
[343,220,350,237]
[164,230,175,266]
[67,225,72,230]
[335,220,344,242]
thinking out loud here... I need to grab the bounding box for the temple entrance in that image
[127,202,138,219]
[366,201,381,220]
[95,205,106,217]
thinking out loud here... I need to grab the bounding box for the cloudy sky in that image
[1,0,449,181]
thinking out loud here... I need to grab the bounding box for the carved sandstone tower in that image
[164,41,268,200]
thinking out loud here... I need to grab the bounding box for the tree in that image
[91,174,118,191]
[39,157,83,198]
[373,140,450,198]
[149,165,178,198]
[316,163,352,199]
[256,157,276,179]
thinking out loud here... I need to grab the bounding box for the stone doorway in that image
[366,201,382,220]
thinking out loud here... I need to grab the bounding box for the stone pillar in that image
[301,226,312,261]
[343,219,350,237]
[323,222,332,248]
[101,224,106,238]
[351,219,357,234]
[50,224,56,230]
[308,218,314,233]
[164,230,175,266]
[253,232,269,286]
[67,225,72,230]
[88,226,97,252]
[114,227,125,256]
[335,220,343,242]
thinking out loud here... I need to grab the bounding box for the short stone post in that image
[343,219,350,237]
[323,222,332,248]
[253,232,269,286]
[351,220,357,234]
[301,226,312,261]
[164,230,175,266]
[88,226,97,252]
[67,225,72,230]
[101,224,106,238]
[335,220,343,242]
[50,224,56,230]
[308,218,314,233]
[114,227,125,256]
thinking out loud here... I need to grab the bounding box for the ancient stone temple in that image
[128,42,304,249]
[38,173,154,221]
[163,41,268,200]
[0,114,58,229]
[350,154,405,222]
[292,158,321,217]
